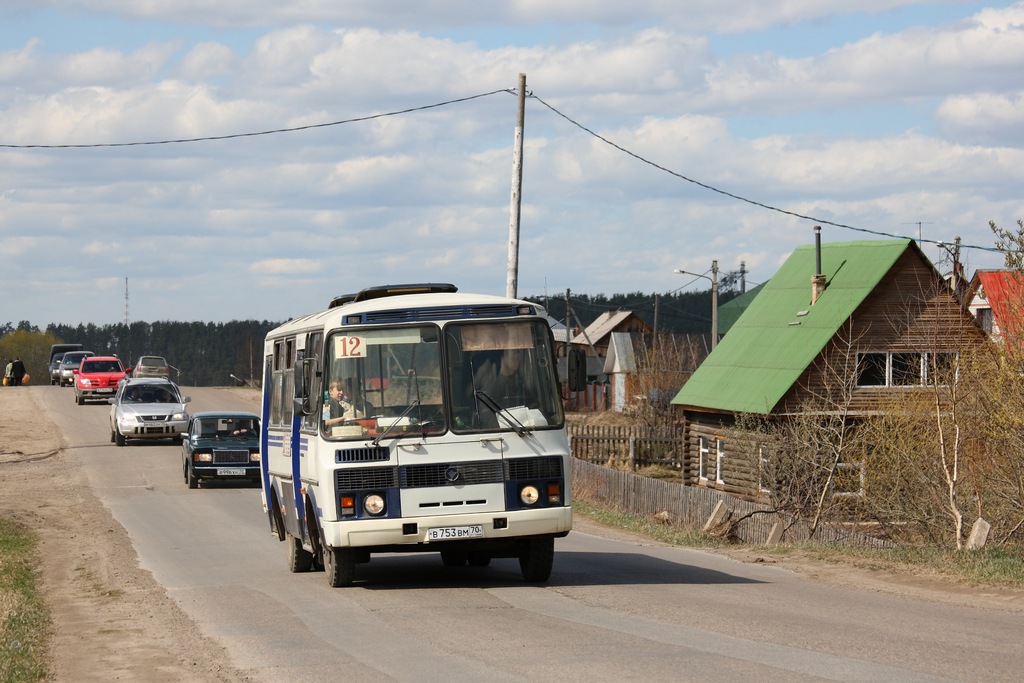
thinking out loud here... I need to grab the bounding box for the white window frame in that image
[758,444,772,494]
[697,436,709,482]
[856,351,955,388]
[831,460,865,498]
[715,438,725,485]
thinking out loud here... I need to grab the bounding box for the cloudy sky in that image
[2,1,1022,327]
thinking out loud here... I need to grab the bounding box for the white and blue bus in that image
[260,283,572,587]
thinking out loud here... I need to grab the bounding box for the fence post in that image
[628,434,636,471]
[702,500,730,532]
[966,518,991,550]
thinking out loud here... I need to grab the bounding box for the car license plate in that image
[216,468,245,476]
[98,388,114,393]
[427,525,484,541]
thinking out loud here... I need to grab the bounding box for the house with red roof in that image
[965,269,1024,356]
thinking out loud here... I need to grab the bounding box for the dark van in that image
[49,343,84,385]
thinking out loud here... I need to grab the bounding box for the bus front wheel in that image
[324,547,356,587]
[518,537,554,582]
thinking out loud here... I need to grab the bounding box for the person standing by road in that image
[9,357,26,386]
[3,359,12,386]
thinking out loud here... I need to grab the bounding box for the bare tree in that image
[990,219,1024,270]
[727,326,870,540]
[630,332,705,427]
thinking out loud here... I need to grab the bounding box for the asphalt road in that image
[37,385,1024,682]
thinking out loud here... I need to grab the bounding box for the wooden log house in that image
[672,235,987,500]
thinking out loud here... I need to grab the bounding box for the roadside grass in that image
[573,500,1024,589]
[0,517,48,683]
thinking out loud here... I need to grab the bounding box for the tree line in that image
[525,278,742,336]
[2,285,732,388]
[0,320,278,387]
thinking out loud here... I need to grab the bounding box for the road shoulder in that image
[0,387,252,682]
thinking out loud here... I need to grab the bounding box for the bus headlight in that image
[519,485,540,506]
[363,494,386,516]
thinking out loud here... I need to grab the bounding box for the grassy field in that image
[0,517,48,683]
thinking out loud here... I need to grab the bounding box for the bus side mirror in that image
[567,348,587,391]
[293,358,316,416]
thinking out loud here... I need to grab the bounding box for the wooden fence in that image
[570,443,891,549]
[569,424,685,470]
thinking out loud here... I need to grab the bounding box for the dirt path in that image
[0,388,253,682]
[2,387,1023,681]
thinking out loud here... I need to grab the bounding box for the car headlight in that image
[363,494,386,516]
[519,485,540,506]
[194,452,213,463]
[79,378,92,386]
[171,412,187,421]
[249,451,260,462]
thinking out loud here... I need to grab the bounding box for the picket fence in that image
[569,424,684,470]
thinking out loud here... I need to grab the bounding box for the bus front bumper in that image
[320,506,572,550]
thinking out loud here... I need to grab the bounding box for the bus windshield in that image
[321,319,563,439]
[444,319,564,433]
[323,325,445,439]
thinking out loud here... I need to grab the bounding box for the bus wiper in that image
[474,390,531,436]
[372,399,421,446]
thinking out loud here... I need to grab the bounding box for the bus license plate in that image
[428,525,484,541]
[217,468,245,476]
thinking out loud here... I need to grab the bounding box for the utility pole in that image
[565,288,571,336]
[710,260,719,350]
[673,260,719,351]
[506,73,526,299]
[652,294,659,352]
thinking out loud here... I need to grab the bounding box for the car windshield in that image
[198,417,257,437]
[139,358,165,366]
[84,361,121,373]
[123,385,178,403]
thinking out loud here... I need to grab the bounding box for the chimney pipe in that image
[811,225,827,304]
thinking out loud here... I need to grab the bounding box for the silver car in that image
[109,378,191,446]
[58,350,95,386]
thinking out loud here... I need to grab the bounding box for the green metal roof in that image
[672,238,913,415]
[717,282,765,337]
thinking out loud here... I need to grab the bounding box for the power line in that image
[529,94,1000,255]
[0,83,1004,257]
[0,89,513,149]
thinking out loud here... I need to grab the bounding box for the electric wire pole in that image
[506,73,526,299]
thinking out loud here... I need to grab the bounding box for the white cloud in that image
[250,258,325,275]
[936,91,1024,145]
[1,2,1023,325]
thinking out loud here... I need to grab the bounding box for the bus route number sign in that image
[334,336,366,358]
[427,525,484,541]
